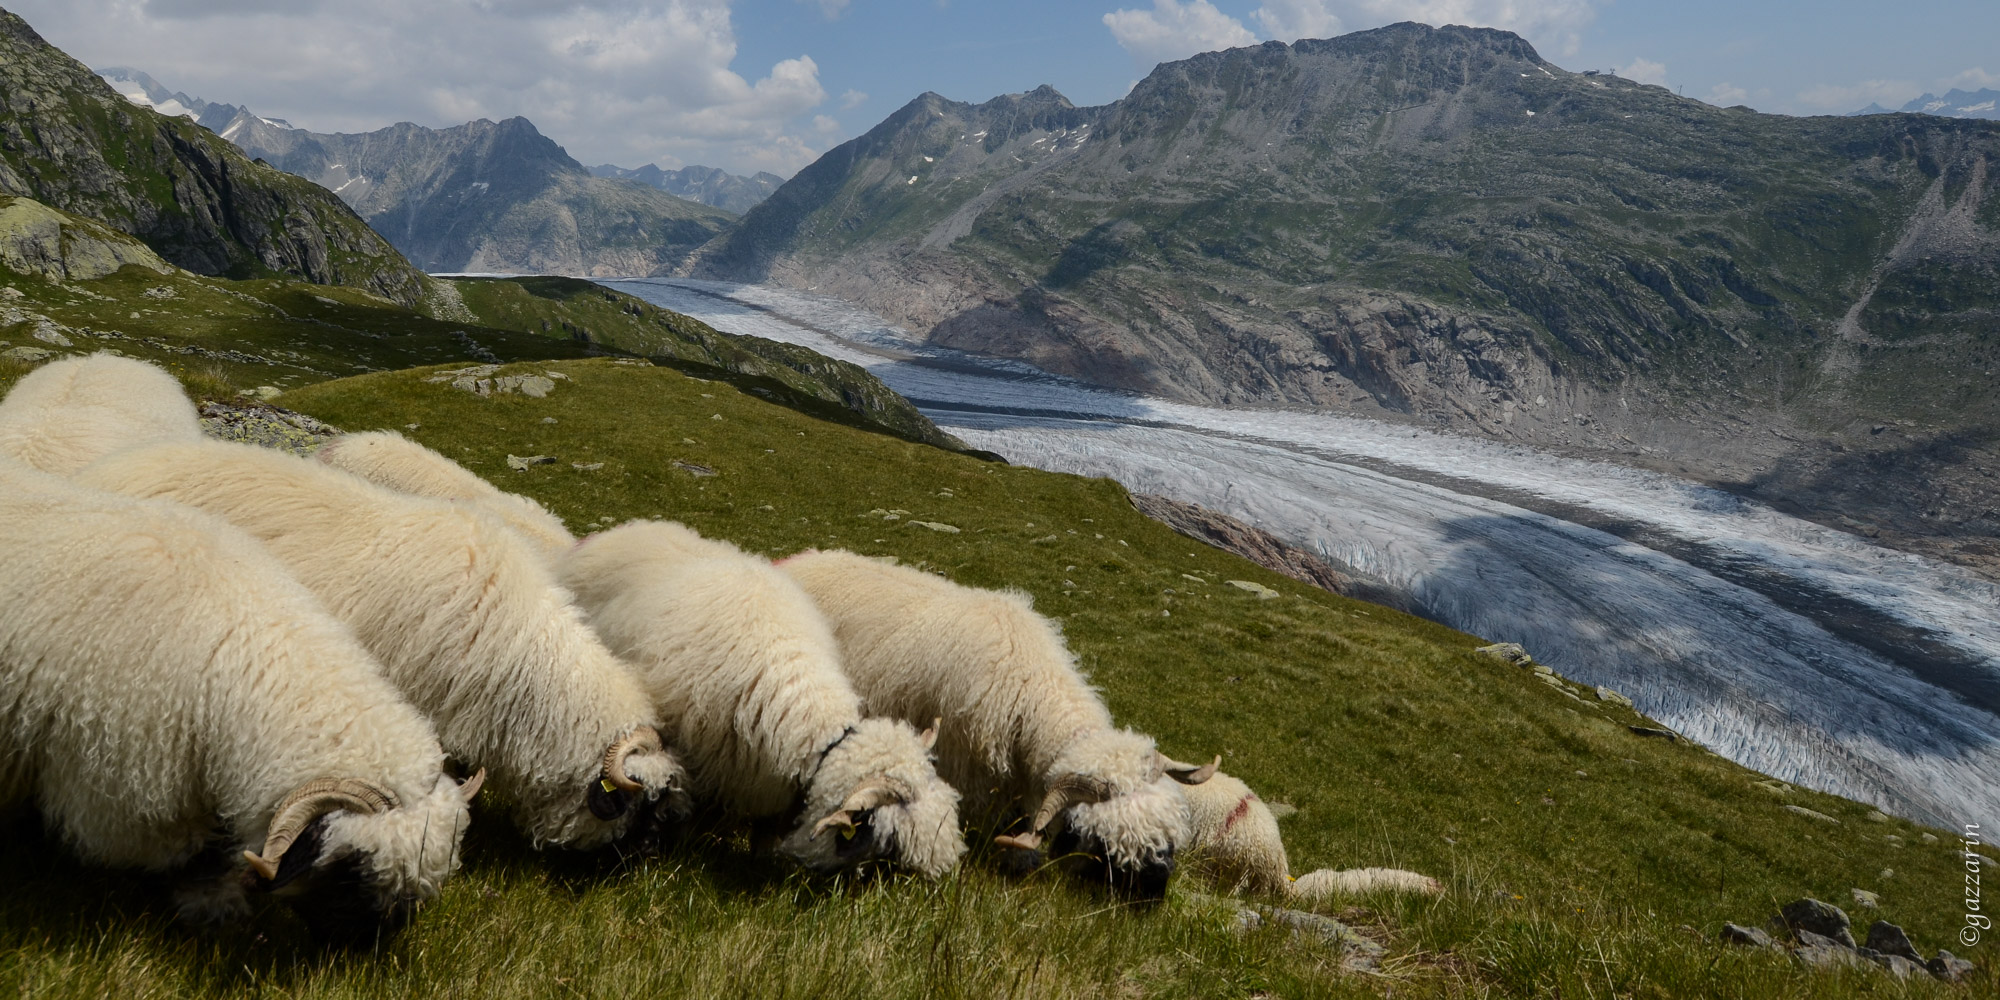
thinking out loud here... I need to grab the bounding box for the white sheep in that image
[1181,771,1442,900]
[0,353,202,474]
[74,438,688,852]
[316,430,576,560]
[0,456,482,939]
[558,520,965,878]
[776,549,1217,896]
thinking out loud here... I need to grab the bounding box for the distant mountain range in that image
[689,23,2000,575]
[1850,88,2000,119]
[589,163,782,214]
[97,69,734,276]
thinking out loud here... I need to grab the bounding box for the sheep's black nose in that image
[586,780,632,820]
[1113,855,1176,899]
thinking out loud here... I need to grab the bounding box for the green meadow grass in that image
[1,353,1989,997]
[0,265,945,447]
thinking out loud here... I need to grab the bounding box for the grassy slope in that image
[2,356,1978,999]
[0,261,949,448]
[449,276,961,449]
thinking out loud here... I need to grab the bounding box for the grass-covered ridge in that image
[1,356,1978,999]
[0,246,950,448]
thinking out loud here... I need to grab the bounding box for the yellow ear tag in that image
[840,826,856,841]
[600,778,619,793]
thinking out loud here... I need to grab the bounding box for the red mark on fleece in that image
[771,548,818,567]
[1224,793,1258,832]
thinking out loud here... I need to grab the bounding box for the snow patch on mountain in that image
[1850,87,2000,119]
[97,66,208,120]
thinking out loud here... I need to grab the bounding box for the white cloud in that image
[838,88,869,110]
[1247,2,1599,56]
[1703,82,1749,107]
[1616,57,1666,87]
[1103,0,1257,67]
[13,0,833,175]
[799,0,850,17]
[1251,0,1341,41]
[1796,79,1920,113]
[1944,67,1998,91]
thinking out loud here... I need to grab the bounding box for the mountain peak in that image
[1306,19,1544,65]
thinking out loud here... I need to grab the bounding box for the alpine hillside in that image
[0,10,438,309]
[687,22,2000,578]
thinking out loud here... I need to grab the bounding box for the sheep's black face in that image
[261,816,408,946]
[610,792,690,856]
[1051,829,1175,900]
[586,779,632,821]
[830,810,897,865]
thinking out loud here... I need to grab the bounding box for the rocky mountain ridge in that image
[1852,88,2000,120]
[686,23,2000,577]
[589,163,782,214]
[0,11,438,310]
[212,113,734,276]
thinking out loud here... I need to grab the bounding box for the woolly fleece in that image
[560,520,964,878]
[0,456,469,923]
[316,430,576,560]
[1182,771,1292,896]
[74,438,686,850]
[0,353,201,474]
[1185,771,1441,900]
[779,549,1201,874]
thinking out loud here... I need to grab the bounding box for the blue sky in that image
[18,0,1997,177]
[740,0,1999,116]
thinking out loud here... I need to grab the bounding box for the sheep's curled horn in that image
[1158,752,1221,785]
[810,784,901,840]
[601,725,663,793]
[992,773,1116,852]
[239,771,469,881]
[992,752,1220,851]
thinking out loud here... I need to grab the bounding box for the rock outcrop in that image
[1129,492,1353,596]
[1720,897,1981,981]
[0,196,173,280]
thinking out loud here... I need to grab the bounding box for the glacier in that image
[606,277,2000,829]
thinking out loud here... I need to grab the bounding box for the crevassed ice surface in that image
[606,277,2000,828]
